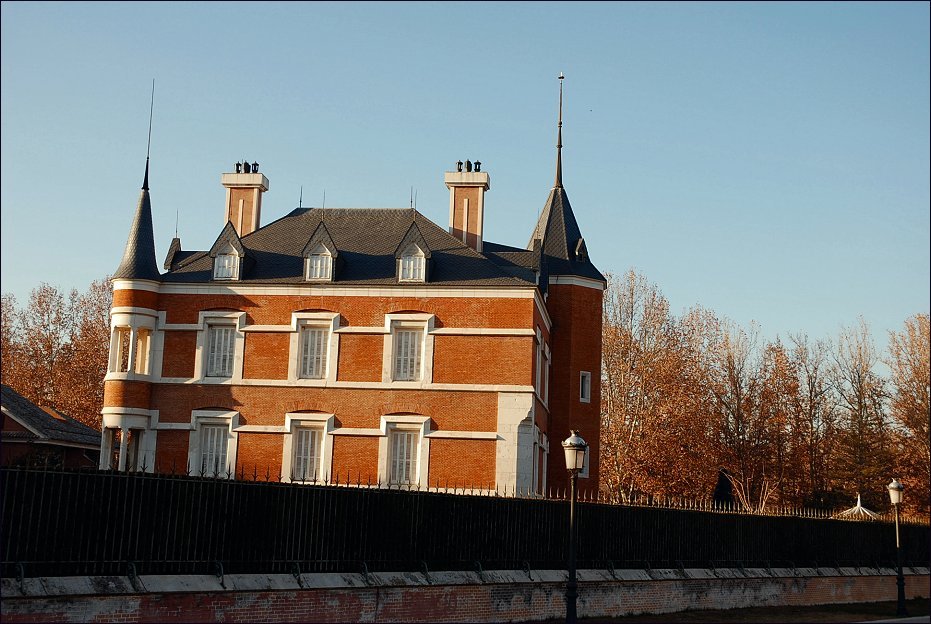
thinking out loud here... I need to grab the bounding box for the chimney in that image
[445,159,490,252]
[221,161,269,236]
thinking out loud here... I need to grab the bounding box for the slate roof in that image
[163,208,536,288]
[1,385,101,448]
[113,160,160,281]
[527,187,606,284]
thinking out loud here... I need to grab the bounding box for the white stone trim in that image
[580,371,592,403]
[533,291,553,332]
[234,425,288,433]
[153,378,534,392]
[430,327,535,336]
[377,415,431,487]
[194,311,247,382]
[187,409,240,477]
[495,392,535,494]
[156,284,539,298]
[98,409,159,472]
[241,325,293,333]
[548,275,606,290]
[424,430,499,440]
[112,280,160,293]
[106,309,159,382]
[329,427,383,437]
[382,313,435,386]
[287,312,340,383]
[281,412,336,483]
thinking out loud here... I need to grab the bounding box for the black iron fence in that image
[1,467,928,578]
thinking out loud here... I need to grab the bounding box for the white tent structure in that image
[834,494,880,521]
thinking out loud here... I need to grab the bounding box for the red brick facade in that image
[102,163,604,497]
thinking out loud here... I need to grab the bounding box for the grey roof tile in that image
[163,208,535,288]
[1,385,101,447]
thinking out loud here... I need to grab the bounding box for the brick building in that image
[101,86,604,495]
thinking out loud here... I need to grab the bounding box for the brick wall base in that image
[2,568,928,623]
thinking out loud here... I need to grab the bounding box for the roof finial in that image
[555,72,564,189]
[143,79,154,190]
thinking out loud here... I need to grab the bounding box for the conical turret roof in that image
[113,159,160,281]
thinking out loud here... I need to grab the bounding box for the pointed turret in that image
[527,75,604,284]
[113,158,160,281]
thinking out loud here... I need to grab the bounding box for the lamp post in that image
[886,478,907,617]
[562,430,588,624]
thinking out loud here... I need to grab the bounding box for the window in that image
[399,245,425,282]
[207,325,235,377]
[377,414,430,487]
[393,329,423,381]
[188,410,239,479]
[200,424,229,476]
[114,327,132,373]
[134,329,151,375]
[292,427,321,482]
[282,412,334,484]
[125,429,143,471]
[580,371,592,403]
[214,252,238,279]
[299,326,327,379]
[105,428,121,470]
[389,429,417,485]
[305,245,332,280]
[104,427,143,471]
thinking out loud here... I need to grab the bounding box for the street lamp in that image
[886,478,907,617]
[562,430,588,624]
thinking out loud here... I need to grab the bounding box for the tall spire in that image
[113,81,160,281]
[554,72,564,189]
[143,79,154,191]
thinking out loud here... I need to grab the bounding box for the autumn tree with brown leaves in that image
[600,270,928,516]
[1,279,111,429]
[886,313,930,515]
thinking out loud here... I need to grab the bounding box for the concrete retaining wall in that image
[2,567,928,622]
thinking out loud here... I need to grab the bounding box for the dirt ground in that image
[536,598,930,623]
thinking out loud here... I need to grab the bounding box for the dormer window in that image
[213,243,239,280]
[399,245,425,282]
[305,244,332,281]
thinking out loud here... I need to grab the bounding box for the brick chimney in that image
[221,161,269,237]
[445,159,490,252]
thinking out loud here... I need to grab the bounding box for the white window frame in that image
[543,342,551,407]
[399,244,425,282]
[580,371,592,403]
[304,244,333,281]
[287,312,340,384]
[534,327,543,397]
[377,415,431,487]
[195,311,246,382]
[382,313,435,387]
[187,410,239,478]
[106,312,157,380]
[281,412,335,484]
[100,410,157,473]
[206,325,236,377]
[213,242,240,280]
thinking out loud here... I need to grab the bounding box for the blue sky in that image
[2,1,928,347]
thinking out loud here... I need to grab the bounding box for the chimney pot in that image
[235,162,242,173]
[243,161,251,173]
[457,160,463,172]
[475,160,481,172]
[465,160,473,172]
[252,162,259,173]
